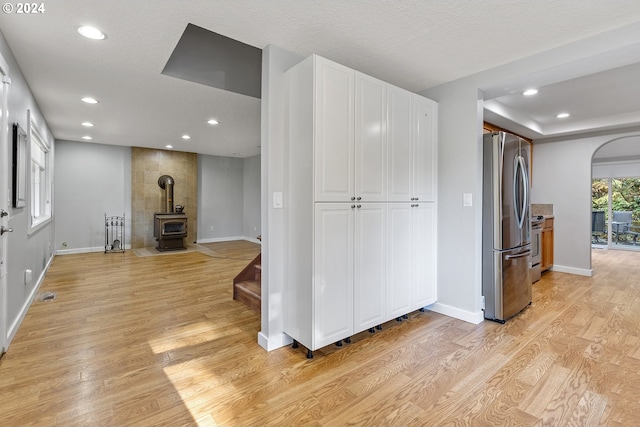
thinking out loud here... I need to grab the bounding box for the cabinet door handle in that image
[351,196,356,201]
[351,205,356,209]
[357,204,361,208]
[356,197,361,201]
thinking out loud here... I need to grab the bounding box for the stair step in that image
[235,280,261,297]
[233,280,261,313]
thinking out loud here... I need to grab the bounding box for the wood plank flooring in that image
[1,244,639,426]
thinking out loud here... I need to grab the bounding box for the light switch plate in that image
[463,193,472,207]
[273,192,283,209]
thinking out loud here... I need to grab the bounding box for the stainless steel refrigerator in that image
[482,131,532,323]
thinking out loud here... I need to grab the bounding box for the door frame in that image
[0,52,10,355]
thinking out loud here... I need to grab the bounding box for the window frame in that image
[28,112,52,233]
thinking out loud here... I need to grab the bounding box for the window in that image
[29,118,51,230]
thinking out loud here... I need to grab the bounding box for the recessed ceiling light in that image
[207,119,220,125]
[557,113,570,118]
[165,145,173,149]
[77,26,106,40]
[81,122,94,127]
[82,135,92,140]
[523,89,538,96]
[181,134,191,140]
[81,97,99,104]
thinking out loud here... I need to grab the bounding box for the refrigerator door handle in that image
[519,155,529,222]
[513,155,528,230]
[505,250,531,260]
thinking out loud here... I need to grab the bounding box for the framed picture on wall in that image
[12,122,27,208]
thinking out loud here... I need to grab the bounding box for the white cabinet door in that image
[314,203,354,348]
[355,73,386,202]
[413,96,437,202]
[354,203,386,331]
[386,203,413,318]
[314,58,355,202]
[387,86,413,202]
[412,203,437,309]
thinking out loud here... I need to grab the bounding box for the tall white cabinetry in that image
[284,55,437,357]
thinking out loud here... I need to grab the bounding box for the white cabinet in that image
[313,204,354,348]
[387,202,437,318]
[386,203,413,317]
[313,59,355,202]
[412,203,437,309]
[353,203,386,332]
[413,96,437,202]
[284,54,437,356]
[355,73,387,202]
[387,86,437,202]
[293,202,385,351]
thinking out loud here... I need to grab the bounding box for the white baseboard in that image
[550,265,593,277]
[55,246,104,255]
[55,245,132,255]
[197,236,262,245]
[427,302,484,324]
[7,254,54,346]
[258,331,293,351]
[56,237,262,254]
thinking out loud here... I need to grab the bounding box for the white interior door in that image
[0,53,10,354]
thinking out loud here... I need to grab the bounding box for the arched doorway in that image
[591,136,640,252]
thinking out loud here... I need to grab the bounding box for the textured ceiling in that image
[0,1,640,156]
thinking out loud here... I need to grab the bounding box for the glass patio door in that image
[592,177,640,250]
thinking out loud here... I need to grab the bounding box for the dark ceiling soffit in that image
[162,23,262,99]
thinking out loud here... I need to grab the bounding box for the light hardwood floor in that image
[1,244,639,426]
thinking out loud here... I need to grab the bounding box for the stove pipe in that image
[158,175,175,213]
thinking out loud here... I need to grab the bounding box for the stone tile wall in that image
[131,147,198,248]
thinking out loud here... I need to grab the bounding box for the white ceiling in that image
[1,1,640,157]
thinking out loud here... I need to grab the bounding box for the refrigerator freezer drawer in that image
[483,246,532,322]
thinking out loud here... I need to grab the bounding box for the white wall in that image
[259,45,304,351]
[1,29,55,347]
[532,131,640,275]
[54,140,131,253]
[243,154,261,239]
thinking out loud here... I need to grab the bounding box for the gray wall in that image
[243,154,261,239]
[54,140,131,253]
[54,146,261,249]
[419,25,640,325]
[0,29,55,346]
[197,154,245,241]
[532,130,640,276]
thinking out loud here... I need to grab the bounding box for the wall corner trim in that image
[427,302,484,324]
[549,265,593,277]
[258,331,293,351]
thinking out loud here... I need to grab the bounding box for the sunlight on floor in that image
[148,321,244,354]
[162,358,235,427]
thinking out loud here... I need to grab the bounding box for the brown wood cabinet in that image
[541,217,554,271]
